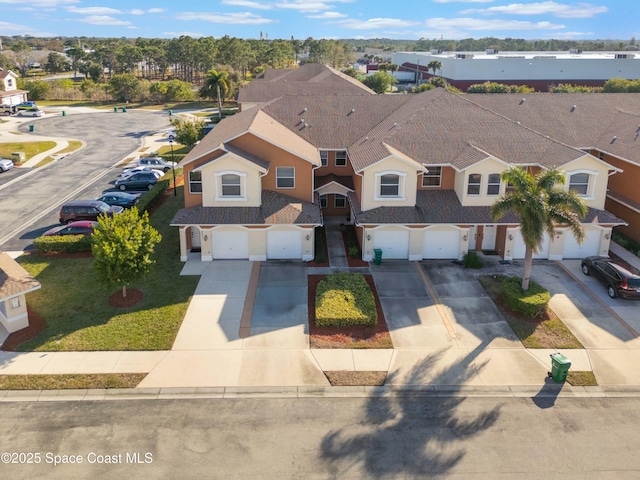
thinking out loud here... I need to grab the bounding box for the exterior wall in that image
[183,151,224,208]
[0,295,30,333]
[417,166,456,190]
[360,157,419,211]
[320,193,350,217]
[200,155,262,207]
[232,133,314,203]
[316,151,356,177]
[454,158,508,206]
[561,155,610,210]
[597,152,640,204]
[606,199,640,242]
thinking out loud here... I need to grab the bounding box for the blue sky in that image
[0,0,635,41]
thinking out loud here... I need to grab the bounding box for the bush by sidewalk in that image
[502,276,550,319]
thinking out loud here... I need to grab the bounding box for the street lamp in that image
[169,137,177,197]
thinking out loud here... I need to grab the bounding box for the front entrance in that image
[482,225,497,251]
[190,227,201,251]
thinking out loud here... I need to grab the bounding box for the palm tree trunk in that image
[217,84,222,120]
[522,246,533,291]
[122,285,127,298]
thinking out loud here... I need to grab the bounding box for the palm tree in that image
[490,167,587,291]
[200,69,231,119]
[427,60,442,76]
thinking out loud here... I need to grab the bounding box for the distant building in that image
[0,68,29,106]
[0,252,41,336]
[393,50,640,91]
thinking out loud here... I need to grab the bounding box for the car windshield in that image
[628,278,640,288]
[96,203,110,213]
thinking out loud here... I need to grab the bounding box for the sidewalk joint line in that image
[414,262,458,339]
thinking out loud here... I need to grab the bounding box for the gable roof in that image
[0,253,41,300]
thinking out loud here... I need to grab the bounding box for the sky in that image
[0,0,636,42]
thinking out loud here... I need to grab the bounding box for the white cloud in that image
[425,17,566,30]
[77,15,132,26]
[148,8,165,13]
[274,0,354,12]
[331,17,421,30]
[0,20,36,32]
[0,0,78,5]
[308,11,348,19]
[66,6,122,15]
[177,11,276,25]
[461,2,608,19]
[433,0,495,3]
[129,9,144,15]
[221,0,273,9]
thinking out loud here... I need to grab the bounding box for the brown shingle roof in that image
[0,253,41,300]
[171,190,321,226]
[315,174,355,190]
[352,189,625,226]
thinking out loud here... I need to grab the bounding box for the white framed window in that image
[10,297,20,309]
[375,171,406,200]
[487,173,501,196]
[422,166,442,187]
[276,167,295,189]
[467,173,481,195]
[320,195,328,208]
[335,150,347,167]
[320,151,328,166]
[334,195,346,208]
[189,171,202,194]
[569,172,592,196]
[221,174,241,197]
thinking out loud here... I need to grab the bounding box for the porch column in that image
[179,227,187,262]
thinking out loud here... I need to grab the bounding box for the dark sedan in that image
[96,192,139,208]
[114,171,158,191]
[581,256,640,299]
[43,221,99,237]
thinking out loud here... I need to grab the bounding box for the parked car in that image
[16,101,37,110]
[96,192,139,209]
[59,200,123,224]
[114,171,158,191]
[581,256,640,299]
[19,109,44,117]
[0,158,14,172]
[2,105,17,116]
[118,166,164,179]
[135,157,176,172]
[43,221,99,237]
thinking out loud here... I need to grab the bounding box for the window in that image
[320,195,328,208]
[320,151,328,166]
[276,167,295,188]
[467,174,481,195]
[487,173,501,195]
[7,79,13,88]
[422,167,442,187]
[334,195,346,208]
[380,174,400,196]
[569,173,590,196]
[335,151,347,167]
[10,297,20,309]
[221,174,241,196]
[189,171,202,194]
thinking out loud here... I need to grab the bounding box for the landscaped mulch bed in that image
[307,226,329,268]
[341,225,369,268]
[108,289,144,308]
[325,371,387,386]
[308,274,392,349]
[1,307,46,352]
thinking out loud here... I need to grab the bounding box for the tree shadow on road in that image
[320,348,501,479]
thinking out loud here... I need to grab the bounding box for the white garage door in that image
[212,230,249,259]
[267,229,302,259]
[423,229,460,259]
[513,230,550,259]
[373,229,410,259]
[562,229,601,259]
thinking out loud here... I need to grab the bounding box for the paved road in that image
[0,395,638,479]
[0,111,171,252]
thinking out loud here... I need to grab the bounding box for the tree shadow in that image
[320,348,501,478]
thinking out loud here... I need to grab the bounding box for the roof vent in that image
[571,105,577,112]
[519,98,526,105]
[303,107,307,112]
[611,135,617,143]
[351,108,355,113]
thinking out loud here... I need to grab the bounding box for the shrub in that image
[344,226,360,258]
[463,251,483,269]
[136,179,170,213]
[502,276,550,319]
[611,229,640,257]
[316,273,377,327]
[314,227,326,263]
[33,234,93,253]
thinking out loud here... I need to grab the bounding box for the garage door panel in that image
[423,229,460,259]
[213,230,249,259]
[373,230,409,259]
[267,230,302,259]
[513,230,550,259]
[562,229,601,259]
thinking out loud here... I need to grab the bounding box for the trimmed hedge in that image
[316,273,377,327]
[314,227,326,263]
[502,276,550,319]
[33,235,93,253]
[137,179,170,212]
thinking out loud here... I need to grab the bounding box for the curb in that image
[3,384,640,402]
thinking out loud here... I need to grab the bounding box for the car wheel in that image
[581,264,590,275]
[607,285,617,299]
[119,184,126,191]
[147,183,154,190]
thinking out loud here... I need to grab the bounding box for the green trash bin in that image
[122,106,127,113]
[62,110,66,117]
[549,353,571,383]
[373,248,383,265]
[114,106,118,113]
[168,110,173,116]
[29,125,34,132]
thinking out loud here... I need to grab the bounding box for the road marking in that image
[414,262,458,339]
[555,261,640,339]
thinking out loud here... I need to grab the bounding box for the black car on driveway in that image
[96,192,139,208]
[581,256,640,299]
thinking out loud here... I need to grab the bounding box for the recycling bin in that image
[114,106,118,113]
[549,353,571,383]
[168,110,173,116]
[373,248,383,265]
[122,106,127,112]
[29,125,34,132]
[62,110,66,117]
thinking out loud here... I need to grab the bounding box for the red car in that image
[43,221,99,237]
[581,256,640,299]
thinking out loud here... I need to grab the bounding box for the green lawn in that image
[16,188,199,351]
[0,142,57,163]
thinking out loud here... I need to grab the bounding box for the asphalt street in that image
[0,110,171,252]
[0,395,639,479]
